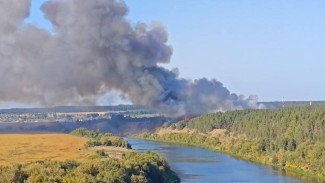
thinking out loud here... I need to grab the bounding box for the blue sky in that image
[25,0,325,102]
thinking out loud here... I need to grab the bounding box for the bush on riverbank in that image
[71,128,131,149]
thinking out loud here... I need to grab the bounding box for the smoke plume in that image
[0,0,258,117]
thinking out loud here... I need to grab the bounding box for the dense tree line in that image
[186,107,325,151]
[137,106,325,179]
[70,128,131,149]
[0,150,180,183]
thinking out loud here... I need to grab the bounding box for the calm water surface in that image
[128,138,322,183]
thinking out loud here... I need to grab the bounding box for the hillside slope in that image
[136,106,325,180]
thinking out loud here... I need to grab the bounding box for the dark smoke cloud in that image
[0,0,258,117]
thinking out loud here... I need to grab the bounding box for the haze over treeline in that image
[0,0,258,117]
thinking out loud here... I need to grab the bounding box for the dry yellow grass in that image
[0,134,93,166]
[208,129,227,136]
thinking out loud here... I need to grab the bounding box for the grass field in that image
[0,134,94,166]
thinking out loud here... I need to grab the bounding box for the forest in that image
[136,106,325,179]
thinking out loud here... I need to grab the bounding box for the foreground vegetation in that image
[0,151,179,183]
[136,106,325,180]
[0,129,180,183]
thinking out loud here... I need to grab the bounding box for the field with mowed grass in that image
[0,134,93,165]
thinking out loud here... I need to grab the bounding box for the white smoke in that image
[0,0,258,117]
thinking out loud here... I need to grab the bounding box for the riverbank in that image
[129,138,321,183]
[134,128,325,182]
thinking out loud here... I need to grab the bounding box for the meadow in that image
[0,133,92,165]
[0,130,180,182]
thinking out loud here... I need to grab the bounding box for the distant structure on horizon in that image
[259,100,325,109]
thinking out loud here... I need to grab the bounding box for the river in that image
[128,138,322,183]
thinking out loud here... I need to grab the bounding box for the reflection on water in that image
[128,138,322,183]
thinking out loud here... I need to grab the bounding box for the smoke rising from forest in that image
[0,0,258,117]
